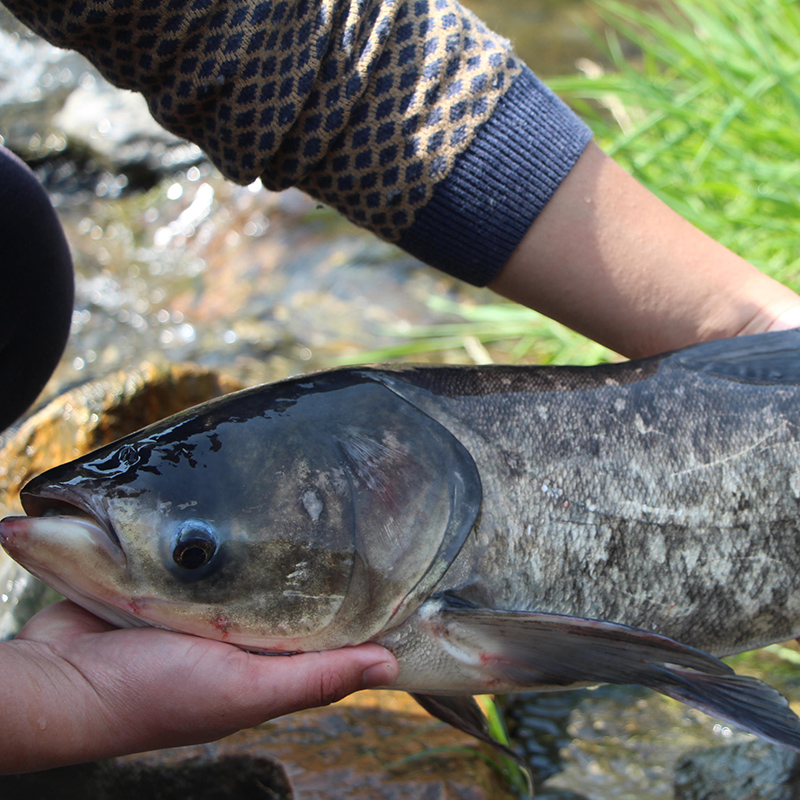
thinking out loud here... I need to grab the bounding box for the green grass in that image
[479,695,534,798]
[550,0,800,289]
[371,0,800,366]
[335,296,618,366]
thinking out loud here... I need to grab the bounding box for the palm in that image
[3,601,395,772]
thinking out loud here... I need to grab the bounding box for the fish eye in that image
[172,522,217,570]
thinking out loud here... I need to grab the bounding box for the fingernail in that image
[361,662,395,689]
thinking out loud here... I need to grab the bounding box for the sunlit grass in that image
[479,695,534,798]
[550,0,800,289]
[336,296,618,366]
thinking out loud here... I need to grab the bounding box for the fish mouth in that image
[19,483,121,550]
[1,483,132,626]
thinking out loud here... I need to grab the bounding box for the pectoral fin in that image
[425,599,800,752]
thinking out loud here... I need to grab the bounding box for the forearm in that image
[491,142,800,358]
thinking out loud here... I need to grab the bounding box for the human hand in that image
[1,600,398,774]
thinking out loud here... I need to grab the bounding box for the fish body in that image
[375,343,800,663]
[4,329,800,752]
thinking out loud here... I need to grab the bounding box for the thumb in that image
[243,643,399,719]
[763,304,800,332]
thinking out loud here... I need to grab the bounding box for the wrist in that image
[491,142,800,358]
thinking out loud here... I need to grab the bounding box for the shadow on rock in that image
[0,755,291,800]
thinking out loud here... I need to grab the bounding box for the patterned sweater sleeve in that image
[5,0,592,286]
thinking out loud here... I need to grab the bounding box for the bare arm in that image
[491,142,800,359]
[0,602,397,774]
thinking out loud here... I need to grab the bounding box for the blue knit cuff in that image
[398,67,593,286]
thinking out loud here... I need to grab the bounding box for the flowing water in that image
[1,2,798,797]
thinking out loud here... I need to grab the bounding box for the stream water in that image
[1,2,799,798]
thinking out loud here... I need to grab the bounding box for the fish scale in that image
[368,352,800,655]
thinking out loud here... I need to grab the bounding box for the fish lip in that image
[19,483,121,550]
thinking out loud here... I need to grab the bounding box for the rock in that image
[674,739,800,800]
[0,754,292,800]
[52,83,205,180]
[502,690,585,786]
[0,9,89,159]
[0,692,516,800]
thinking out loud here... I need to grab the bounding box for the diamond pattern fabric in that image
[12,0,521,245]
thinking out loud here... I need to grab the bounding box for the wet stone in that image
[0,6,202,188]
[501,690,587,788]
[674,739,800,800]
[52,82,205,183]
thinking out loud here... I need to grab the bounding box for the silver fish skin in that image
[373,334,800,659]
[3,329,800,754]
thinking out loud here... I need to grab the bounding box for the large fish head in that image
[0,371,481,651]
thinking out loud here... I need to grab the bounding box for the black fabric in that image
[0,146,74,431]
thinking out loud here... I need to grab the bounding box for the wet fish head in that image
[0,371,481,652]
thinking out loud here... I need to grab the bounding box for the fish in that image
[4,328,800,759]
